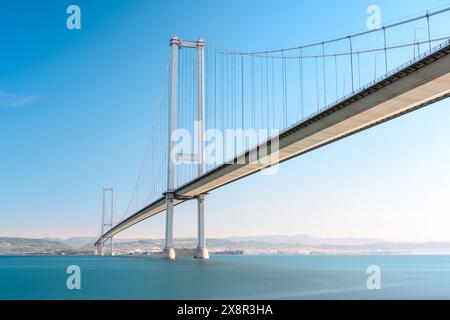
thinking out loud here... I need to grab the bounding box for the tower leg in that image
[110,238,114,256]
[163,192,176,259]
[162,36,179,260]
[194,38,208,260]
[195,194,209,259]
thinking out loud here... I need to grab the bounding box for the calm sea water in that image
[1,255,450,299]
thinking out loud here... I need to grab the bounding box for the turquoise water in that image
[1,255,450,299]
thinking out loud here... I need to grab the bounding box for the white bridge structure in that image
[95,8,450,259]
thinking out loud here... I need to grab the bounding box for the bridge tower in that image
[97,187,115,256]
[163,36,209,260]
[162,36,180,260]
[195,38,209,259]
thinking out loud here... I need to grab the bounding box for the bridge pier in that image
[163,247,176,260]
[97,242,104,256]
[195,194,209,259]
[110,237,114,256]
[163,192,176,259]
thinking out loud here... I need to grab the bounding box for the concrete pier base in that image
[162,247,176,260]
[99,244,104,256]
[195,247,209,259]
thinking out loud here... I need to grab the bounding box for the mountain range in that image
[2,235,450,255]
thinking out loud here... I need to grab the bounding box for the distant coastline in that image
[2,235,450,256]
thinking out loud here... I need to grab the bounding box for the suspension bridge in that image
[95,7,450,259]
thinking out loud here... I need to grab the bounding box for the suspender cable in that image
[374,52,379,81]
[298,47,303,121]
[383,27,388,73]
[230,54,233,132]
[214,51,217,132]
[322,42,327,107]
[426,11,432,51]
[334,54,338,100]
[222,53,226,163]
[206,48,209,132]
[271,56,275,130]
[241,54,244,130]
[209,49,212,134]
[251,54,255,129]
[281,51,284,127]
[348,36,354,92]
[357,52,361,88]
[260,56,264,129]
[285,55,288,127]
[282,49,287,127]
[225,53,228,133]
[229,54,232,131]
[231,54,234,132]
[315,56,319,112]
[266,52,269,129]
[191,52,195,178]
[221,53,225,161]
[234,54,237,132]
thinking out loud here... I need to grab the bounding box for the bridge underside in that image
[96,41,450,246]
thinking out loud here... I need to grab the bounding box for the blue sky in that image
[1,0,450,241]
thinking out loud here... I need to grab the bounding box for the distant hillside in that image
[0,238,73,254]
[62,237,99,248]
[4,235,450,255]
[227,234,384,246]
[79,238,153,250]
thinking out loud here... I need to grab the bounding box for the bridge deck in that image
[96,40,450,245]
